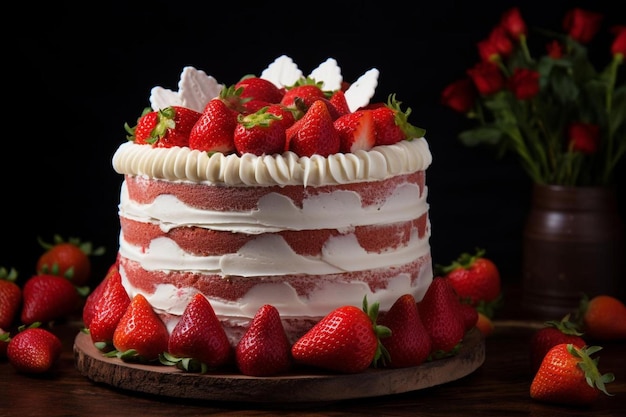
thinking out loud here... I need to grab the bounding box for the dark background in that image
[3,1,624,290]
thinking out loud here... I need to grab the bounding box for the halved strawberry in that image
[334,109,376,153]
[286,100,340,157]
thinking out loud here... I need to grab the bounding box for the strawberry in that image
[417,276,466,356]
[0,328,10,358]
[370,94,426,145]
[20,274,84,325]
[280,82,328,110]
[235,76,284,104]
[161,293,231,372]
[529,314,586,373]
[126,106,201,148]
[575,294,626,341]
[82,263,119,329]
[36,235,105,286]
[458,302,479,332]
[7,324,62,374]
[476,311,494,337]
[87,267,131,351]
[334,109,376,153]
[0,267,21,329]
[233,106,287,156]
[188,98,238,153]
[291,297,390,374]
[530,344,614,406]
[286,100,340,157]
[111,293,169,363]
[328,90,351,117]
[378,294,431,368]
[437,248,501,316]
[235,304,291,376]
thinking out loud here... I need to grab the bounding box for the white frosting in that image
[112,137,432,187]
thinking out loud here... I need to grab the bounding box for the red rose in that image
[568,122,600,154]
[508,68,540,100]
[477,38,500,63]
[563,8,603,44]
[477,26,514,62]
[441,78,477,113]
[546,40,564,59]
[467,62,505,96]
[499,7,527,40]
[611,25,626,57]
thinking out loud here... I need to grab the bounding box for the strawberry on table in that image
[529,314,585,373]
[82,263,119,329]
[417,276,467,357]
[457,302,479,332]
[0,267,21,330]
[291,297,390,374]
[36,235,105,287]
[378,294,431,368]
[20,274,85,326]
[235,304,291,377]
[475,311,494,337]
[437,248,502,316]
[87,266,131,351]
[0,328,10,359]
[574,294,626,341]
[161,293,231,372]
[530,344,614,406]
[7,324,62,374]
[111,293,169,363]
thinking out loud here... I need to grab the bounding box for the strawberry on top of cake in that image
[112,55,433,344]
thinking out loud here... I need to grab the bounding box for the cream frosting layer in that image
[118,259,434,334]
[112,138,432,187]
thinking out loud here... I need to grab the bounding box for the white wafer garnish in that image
[260,55,303,89]
[150,67,223,112]
[309,58,342,91]
[147,57,378,113]
[344,68,379,112]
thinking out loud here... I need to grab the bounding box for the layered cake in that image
[112,56,434,344]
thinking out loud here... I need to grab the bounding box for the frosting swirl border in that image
[112,138,432,187]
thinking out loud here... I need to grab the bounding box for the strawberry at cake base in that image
[113,138,433,344]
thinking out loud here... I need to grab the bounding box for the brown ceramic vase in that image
[521,183,625,319]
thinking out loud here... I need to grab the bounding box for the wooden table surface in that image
[2,287,625,417]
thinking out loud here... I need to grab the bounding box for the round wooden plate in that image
[74,329,485,403]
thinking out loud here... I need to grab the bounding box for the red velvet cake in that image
[112,56,434,344]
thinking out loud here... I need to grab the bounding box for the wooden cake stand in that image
[73,328,485,403]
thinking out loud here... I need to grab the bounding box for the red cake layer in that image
[119,255,431,302]
[120,215,428,257]
[124,171,425,211]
